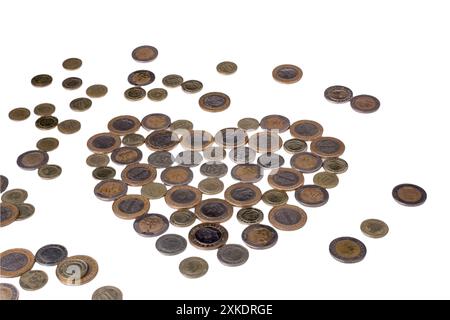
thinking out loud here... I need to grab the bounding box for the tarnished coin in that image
[295,185,329,207]
[195,198,233,223]
[147,88,168,101]
[272,64,303,84]
[329,237,366,263]
[165,185,202,209]
[170,120,194,132]
[62,77,82,90]
[269,204,307,231]
[0,248,35,278]
[35,116,58,130]
[35,244,68,266]
[19,270,48,291]
[141,182,167,200]
[310,137,345,158]
[268,167,304,191]
[215,128,248,149]
[203,146,226,161]
[128,70,155,86]
[290,152,323,173]
[112,194,150,219]
[313,172,339,189]
[62,57,82,70]
[260,114,290,133]
[0,202,19,227]
[92,166,116,180]
[145,130,179,151]
[217,61,238,75]
[1,189,28,204]
[31,74,52,87]
[92,286,123,300]
[69,97,92,112]
[36,137,59,152]
[224,183,262,207]
[142,113,171,131]
[188,223,228,250]
[38,164,62,180]
[56,255,98,285]
[180,130,214,151]
[34,103,55,116]
[161,166,193,186]
[175,151,203,167]
[242,224,278,249]
[0,283,19,300]
[360,219,389,238]
[122,133,145,147]
[87,132,121,154]
[199,162,228,178]
[0,175,8,193]
[162,74,184,88]
[199,92,231,112]
[132,45,158,62]
[86,84,108,98]
[179,257,208,279]
[86,153,110,167]
[16,203,35,221]
[262,189,289,206]
[229,147,256,164]
[17,150,49,170]
[323,158,348,174]
[124,87,146,101]
[237,117,260,131]
[257,153,285,169]
[108,115,141,136]
[147,151,174,168]
[94,179,128,201]
[236,208,264,225]
[248,132,283,153]
[290,120,323,141]
[156,234,187,256]
[133,213,169,237]
[217,244,249,267]
[231,164,263,183]
[181,80,203,93]
[284,138,307,154]
[58,119,81,134]
[121,163,157,186]
[198,178,224,195]
[324,85,353,103]
[8,108,30,121]
[392,183,427,206]
[170,209,196,228]
[350,94,380,113]
[111,147,143,165]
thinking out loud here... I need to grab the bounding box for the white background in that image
[0,0,448,300]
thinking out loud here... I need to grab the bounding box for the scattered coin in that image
[161,166,193,186]
[313,172,339,189]
[34,103,55,116]
[56,255,98,286]
[217,244,249,267]
[200,161,228,178]
[248,132,283,153]
[86,84,108,98]
[324,85,353,103]
[36,137,59,152]
[147,88,168,101]
[242,224,278,249]
[310,137,345,158]
[0,283,19,300]
[360,219,389,239]
[323,158,348,174]
[0,175,9,193]
[133,213,169,237]
[203,146,226,161]
[156,234,187,256]
[237,117,260,131]
[267,167,304,191]
[262,189,289,206]
[257,153,285,169]
[132,45,158,62]
[170,209,196,228]
[231,164,263,183]
[92,286,123,300]
[236,207,264,225]
[217,61,238,75]
[198,178,224,195]
[214,128,248,149]
[269,204,307,231]
[141,113,171,131]
[295,185,329,207]
[92,166,116,180]
[108,115,141,136]
[121,163,157,186]
[170,120,194,132]
[111,146,143,165]
[69,97,92,112]
[0,202,19,227]
[122,133,145,147]
[181,80,203,93]
[290,120,323,141]
[199,92,231,112]
[94,179,128,201]
[147,151,174,168]
[0,248,35,278]
[162,74,184,87]
[17,150,49,170]
[224,182,262,207]
[128,70,155,86]
[124,87,146,101]
[260,114,290,132]
[392,183,427,206]
[62,77,83,90]
[179,257,208,279]
[62,58,82,70]
[87,132,121,154]
[35,116,58,130]
[31,74,52,87]
[145,130,180,151]
[141,182,167,199]
[229,147,256,164]
[58,119,81,134]
[329,237,366,263]
[86,153,110,167]
[195,198,233,223]
[350,94,380,113]
[283,138,307,154]
[8,108,30,121]
[165,185,202,209]
[19,270,48,291]
[290,152,323,173]
[113,194,150,219]
[180,130,214,151]
[35,244,68,266]
[175,151,203,167]
[272,64,303,84]
[188,223,229,250]
[1,189,28,204]
[38,164,62,180]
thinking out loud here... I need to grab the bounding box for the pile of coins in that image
[324,85,380,113]
[1,176,36,227]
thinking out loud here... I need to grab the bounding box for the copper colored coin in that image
[214,128,248,149]
[203,146,226,161]
[133,213,169,237]
[1,189,28,204]
[224,183,262,207]
[269,204,307,231]
[87,132,121,154]
[0,202,19,227]
[257,153,285,169]
[122,133,145,147]
[284,138,307,154]
[62,57,82,70]
[198,178,224,195]
[170,209,196,228]
[324,85,353,103]
[34,103,55,116]
[36,137,59,152]
[38,164,62,180]
[111,147,142,165]
[195,198,233,223]
[392,184,427,207]
[94,179,128,201]
[188,223,228,250]
[147,151,174,168]
[128,70,155,86]
[108,115,141,136]
[231,164,263,183]
[0,175,9,193]
[92,166,116,180]
[31,74,52,87]
[141,113,171,131]
[313,172,339,189]
[132,45,158,62]
[145,130,180,151]
[58,119,81,134]
[165,185,202,209]
[329,237,366,263]
[56,255,98,286]
[179,257,208,279]
[147,88,168,101]
[86,84,108,98]
[19,270,48,291]
[360,219,389,238]
[35,116,58,130]
[268,167,304,191]
[86,154,110,167]
[199,92,231,112]
[162,74,184,88]
[69,97,92,112]
[180,130,214,151]
[112,194,150,219]
[310,137,345,158]
[17,150,49,170]
[290,120,323,141]
[260,114,290,132]
[62,77,82,90]
[0,248,35,278]
[0,283,19,300]
[141,182,167,200]
[8,108,30,121]
[242,224,278,249]
[217,61,238,75]
[350,94,380,113]
[124,87,146,101]
[290,152,323,173]
[170,120,194,132]
[200,161,228,178]
[262,189,289,206]
[236,207,264,225]
[248,132,283,153]
[237,117,260,131]
[272,64,303,84]
[181,80,203,93]
[161,166,194,186]
[121,163,157,186]
[295,185,329,207]
[323,158,349,174]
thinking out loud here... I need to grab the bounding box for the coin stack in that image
[1,176,36,227]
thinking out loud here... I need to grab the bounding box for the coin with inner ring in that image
[38,164,62,179]
[290,120,323,141]
[200,161,228,178]
[132,45,158,62]
[324,85,353,103]
[0,248,35,278]
[108,115,141,136]
[0,283,19,300]
[231,164,263,183]
[180,130,214,151]
[147,88,168,101]
[268,204,308,231]
[392,183,427,206]
[272,64,303,84]
[112,194,150,220]
[360,219,389,238]
[329,237,367,264]
[350,94,380,113]
[260,114,290,133]
[17,150,49,170]
[128,70,155,86]
[224,183,262,207]
[145,130,179,151]
[165,185,202,209]
[87,132,121,154]
[121,163,157,186]
[199,92,231,112]
[111,147,143,165]
[94,179,128,201]
[181,80,203,93]
[214,127,248,149]
[195,198,233,223]
[0,203,19,227]
[1,189,28,204]
[217,61,238,74]
[248,132,283,153]
[147,151,174,168]
[56,255,98,285]
[290,152,323,173]
[160,166,193,186]
[310,137,345,158]
[322,158,348,174]
[267,167,304,191]
[124,87,146,101]
[188,223,228,250]
[242,224,278,249]
[295,185,329,207]
[92,166,116,180]
[62,77,82,90]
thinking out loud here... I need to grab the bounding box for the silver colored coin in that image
[179,257,208,279]
[257,153,285,169]
[175,151,203,167]
[283,138,307,154]
[229,147,256,164]
[155,234,187,256]
[92,286,123,300]
[147,151,174,168]
[16,203,35,221]
[217,244,249,267]
[170,210,196,227]
[236,207,264,225]
[199,161,228,178]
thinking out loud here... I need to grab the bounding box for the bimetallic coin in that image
[229,147,256,164]
[360,219,389,239]
[86,154,110,167]
[86,84,108,98]
[170,210,196,228]
[133,213,169,237]
[272,64,303,84]
[124,87,146,101]
[179,257,208,279]
[260,114,290,132]
[121,163,157,186]
[162,74,184,88]
[36,137,59,152]
[108,115,141,136]
[0,248,35,278]
[92,166,116,180]
[188,223,228,250]
[92,286,123,300]
[165,185,202,209]
[262,189,289,206]
[290,152,323,173]
[200,161,228,178]
[35,116,58,130]
[87,132,121,154]
[141,182,167,200]
[231,164,263,183]
[161,166,193,186]
[323,158,348,174]
[1,189,28,204]
[180,130,214,151]
[128,70,155,86]
[16,203,35,221]
[112,194,150,219]
[324,85,353,103]
[69,97,92,112]
[198,178,224,195]
[147,151,175,168]
[0,202,19,227]
[94,179,128,201]
[329,237,366,263]
[17,150,49,170]
[19,270,48,291]
[156,234,187,256]
[34,103,55,116]
[122,133,145,147]
[181,80,203,93]
[237,117,260,131]
[175,151,203,167]
[195,198,233,223]
[350,94,380,113]
[248,132,283,153]
[0,283,19,300]
[56,255,98,286]
[58,119,81,134]
[313,172,339,189]
[295,185,329,207]
[217,61,238,75]
[242,224,278,249]
[257,153,285,169]
[132,45,158,62]
[310,137,345,158]
[217,244,249,267]
[199,92,231,112]
[31,74,52,87]
[290,120,323,141]
[62,57,82,70]
[0,176,8,193]
[224,183,262,207]
[214,128,248,149]
[142,113,171,131]
[268,167,304,191]
[236,208,264,225]
[111,147,143,165]
[38,164,62,180]
[392,183,427,207]
[35,244,68,266]
[145,130,179,151]
[284,138,307,154]
[203,146,226,161]
[8,108,30,121]
[147,88,168,101]
[62,77,82,90]
[269,204,307,231]
[170,120,194,133]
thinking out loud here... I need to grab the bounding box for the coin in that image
[260,114,290,132]
[175,151,203,167]
[161,166,193,186]
[70,97,92,112]
[181,80,203,93]
[62,58,82,70]
[199,92,231,112]
[92,286,123,300]
[170,120,194,132]
[38,164,62,180]
[112,194,150,219]
[35,244,68,266]
[147,88,168,101]
[323,158,348,174]
[200,161,228,178]
[35,116,58,130]
[147,151,174,168]
[62,77,82,90]
[224,183,262,207]
[56,255,98,285]
[94,179,128,201]
[170,209,196,228]
[156,234,187,256]
[360,219,389,238]
[272,64,303,84]
[124,87,146,101]
[257,153,285,169]
[8,108,30,121]
[128,70,155,86]
[290,152,323,173]
[188,223,228,250]
[284,138,307,154]
[86,84,108,98]
[34,103,55,116]
[329,237,366,263]
[262,189,289,206]
[310,137,345,158]
[237,117,259,131]
[195,198,233,223]
[179,257,208,279]
[217,244,249,267]
[290,120,323,141]
[350,94,380,113]
[324,85,353,103]
[0,175,9,193]
[203,146,226,161]
[111,147,143,165]
[248,132,283,153]
[0,248,35,278]
[19,270,48,291]
[92,166,116,180]
[86,154,110,167]
[121,163,157,186]
[268,168,304,191]
[108,115,141,136]
[162,74,184,87]
[180,130,214,151]
[132,45,158,62]
[17,150,49,170]
[0,203,19,227]
[295,185,329,207]
[236,208,264,225]
[141,182,167,199]
[0,283,19,300]
[122,133,145,147]
[229,147,256,164]
[1,189,28,204]
[215,128,248,149]
[145,130,180,151]
[31,74,52,87]
[142,113,171,131]
[392,183,427,206]
[58,119,81,134]
[165,185,202,209]
[231,164,263,183]
[133,213,169,237]
[36,137,59,152]
[313,172,339,189]
[198,178,224,195]
[87,132,121,154]
[217,61,238,74]
[269,204,307,231]
[242,224,278,249]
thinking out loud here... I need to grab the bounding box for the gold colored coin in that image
[360,219,389,238]
[198,178,224,195]
[141,182,167,200]
[36,137,59,152]
[9,108,30,121]
[56,255,98,286]
[313,172,339,189]
[216,61,237,74]
[86,84,108,98]
[147,88,168,101]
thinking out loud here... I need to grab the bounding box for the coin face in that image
[92,166,116,180]
[310,137,345,158]
[242,224,278,249]
[62,77,82,90]
[19,270,48,291]
[124,87,146,101]
[217,244,249,267]
[58,119,81,134]
[35,116,58,130]
[147,151,174,168]
[141,182,167,200]
[17,150,49,170]
[269,204,307,231]
[203,146,226,161]
[0,176,8,194]
[236,207,264,225]
[132,45,158,62]
[0,202,19,227]
[121,163,157,186]
[262,189,289,206]
[268,168,304,191]
[284,138,307,154]
[248,132,283,153]
[142,113,171,131]
[198,178,224,195]
[133,213,169,237]
[295,185,329,207]
[170,209,196,228]
[68,97,91,112]
[34,103,55,116]
[195,198,233,223]
[165,185,202,209]
[122,133,145,147]
[181,80,203,93]
[128,70,155,86]
[156,234,187,256]
[200,161,228,178]
[179,257,208,279]
[324,85,353,103]
[1,189,28,204]
[0,283,19,300]
[180,130,214,151]
[272,64,303,84]
[56,255,98,285]
[214,128,248,149]
[35,244,68,266]
[392,183,427,206]
[360,219,389,238]
[0,248,35,278]
[350,94,380,113]
[224,183,262,207]
[86,153,110,167]
[111,147,143,165]
[112,194,150,219]
[38,164,62,180]
[313,172,339,189]
[31,74,52,87]
[87,132,121,154]
[290,120,323,141]
[16,203,35,221]
[62,58,82,70]
[329,237,366,263]
[229,147,256,164]
[36,137,59,152]
[175,151,203,167]
[290,152,323,173]
[199,92,231,112]
[161,166,193,186]
[260,114,290,132]
[217,61,238,74]
[170,119,194,133]
[107,115,141,136]
[86,84,108,98]
[188,223,228,250]
[92,286,123,300]
[231,164,263,183]
[237,117,260,131]
[145,130,179,151]
[257,153,285,169]
[323,158,348,174]
[162,74,184,88]
[8,107,30,121]
[94,179,128,201]
[147,88,168,101]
